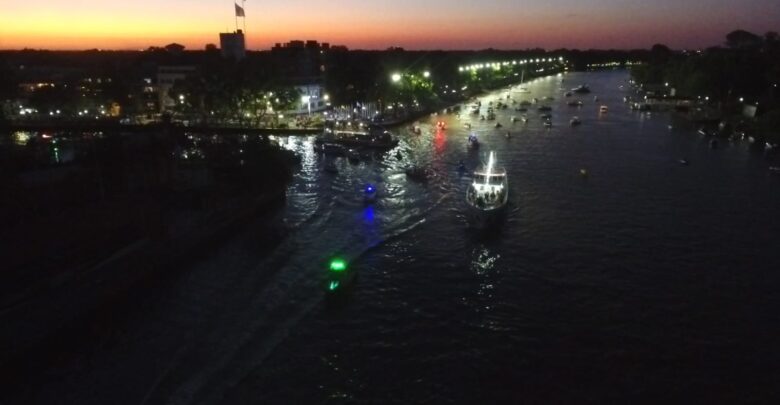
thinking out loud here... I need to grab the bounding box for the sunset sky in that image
[1,0,778,50]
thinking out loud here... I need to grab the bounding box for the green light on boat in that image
[329,280,340,291]
[329,258,347,272]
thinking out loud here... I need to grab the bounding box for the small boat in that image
[540,113,552,120]
[599,105,609,113]
[511,116,518,123]
[769,166,780,173]
[495,122,503,128]
[517,71,530,93]
[567,100,583,107]
[464,123,472,129]
[570,116,581,126]
[580,169,589,177]
[538,106,552,112]
[679,159,689,166]
[325,256,355,294]
[564,91,573,97]
[316,142,347,156]
[505,131,511,139]
[466,151,508,226]
[519,100,532,106]
[347,148,361,163]
[543,120,552,128]
[405,166,431,183]
[521,115,529,123]
[324,160,339,174]
[364,183,378,203]
[515,107,528,112]
[572,84,591,94]
[487,112,496,120]
[468,133,480,149]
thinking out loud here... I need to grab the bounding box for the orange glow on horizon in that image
[1,1,777,50]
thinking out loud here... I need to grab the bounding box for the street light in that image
[423,71,430,78]
[391,73,402,83]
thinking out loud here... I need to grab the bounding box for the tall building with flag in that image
[220,30,246,61]
[220,2,247,60]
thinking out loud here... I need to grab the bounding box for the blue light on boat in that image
[365,184,375,193]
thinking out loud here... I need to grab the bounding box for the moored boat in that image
[317,120,398,149]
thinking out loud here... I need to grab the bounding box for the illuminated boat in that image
[325,256,356,294]
[466,151,508,225]
[364,183,377,204]
[436,120,447,130]
[317,121,398,149]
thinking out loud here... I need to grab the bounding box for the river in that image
[9,70,780,404]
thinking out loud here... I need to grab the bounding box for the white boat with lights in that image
[466,151,508,223]
[317,120,398,149]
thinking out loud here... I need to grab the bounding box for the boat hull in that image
[466,203,508,228]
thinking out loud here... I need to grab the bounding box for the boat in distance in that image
[572,84,591,94]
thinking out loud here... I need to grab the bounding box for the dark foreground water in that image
[9,71,780,404]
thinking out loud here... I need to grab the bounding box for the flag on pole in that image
[235,3,245,17]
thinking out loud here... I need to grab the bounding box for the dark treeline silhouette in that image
[632,30,780,142]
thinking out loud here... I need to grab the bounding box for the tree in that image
[725,30,763,49]
[649,44,672,65]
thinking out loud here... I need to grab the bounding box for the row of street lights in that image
[391,71,431,83]
[458,57,564,72]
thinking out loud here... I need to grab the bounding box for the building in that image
[156,65,197,112]
[220,30,246,61]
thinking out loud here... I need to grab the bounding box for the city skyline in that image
[1,0,779,51]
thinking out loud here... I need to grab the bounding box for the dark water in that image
[12,71,780,404]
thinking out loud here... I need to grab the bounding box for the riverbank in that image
[0,131,298,365]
